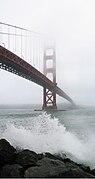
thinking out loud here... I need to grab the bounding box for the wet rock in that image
[25,157,95,178]
[45,152,60,160]
[77,163,90,173]
[65,161,94,177]
[63,157,74,163]
[0,139,16,166]
[63,157,80,169]
[38,153,44,160]
[65,161,78,169]
[67,168,95,178]
[54,153,67,160]
[63,157,91,175]
[15,149,38,169]
[0,139,94,178]
[44,152,67,162]
[91,169,95,176]
[0,164,24,178]
[24,157,67,178]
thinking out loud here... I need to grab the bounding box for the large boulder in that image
[24,157,67,178]
[0,164,24,178]
[25,157,95,178]
[91,169,95,176]
[15,149,38,169]
[0,139,16,167]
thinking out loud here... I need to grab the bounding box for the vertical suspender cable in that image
[21,29,22,57]
[37,35,39,70]
[30,31,31,64]
[8,25,10,49]
[15,27,16,53]
[0,23,2,45]
[33,33,35,66]
[25,31,27,61]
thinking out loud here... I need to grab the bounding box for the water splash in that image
[0,112,95,168]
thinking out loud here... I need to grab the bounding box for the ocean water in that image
[0,104,95,169]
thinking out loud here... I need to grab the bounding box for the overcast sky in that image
[0,0,95,106]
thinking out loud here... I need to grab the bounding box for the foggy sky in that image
[0,0,95,105]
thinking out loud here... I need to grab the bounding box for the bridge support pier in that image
[42,46,57,110]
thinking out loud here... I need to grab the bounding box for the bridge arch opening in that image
[46,73,53,81]
[46,49,53,56]
[46,59,53,68]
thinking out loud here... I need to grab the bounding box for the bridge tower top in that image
[43,46,57,110]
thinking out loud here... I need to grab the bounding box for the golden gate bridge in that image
[0,22,75,109]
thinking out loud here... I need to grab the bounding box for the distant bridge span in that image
[0,45,75,106]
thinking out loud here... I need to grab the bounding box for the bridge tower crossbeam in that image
[43,46,57,110]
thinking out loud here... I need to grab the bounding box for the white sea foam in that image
[0,112,95,168]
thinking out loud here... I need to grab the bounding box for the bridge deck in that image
[0,45,75,105]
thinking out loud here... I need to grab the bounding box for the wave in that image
[0,112,95,169]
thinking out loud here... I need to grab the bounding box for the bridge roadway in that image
[0,45,75,105]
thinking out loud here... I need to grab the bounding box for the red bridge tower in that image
[43,47,57,110]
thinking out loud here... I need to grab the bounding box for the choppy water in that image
[0,104,95,169]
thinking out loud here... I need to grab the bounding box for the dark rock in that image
[38,153,44,160]
[64,160,92,177]
[0,164,24,178]
[64,158,91,175]
[25,157,95,178]
[45,152,60,160]
[65,161,78,169]
[91,169,95,176]
[67,168,95,178]
[0,138,94,178]
[24,157,67,178]
[63,157,73,163]
[45,152,67,162]
[63,157,81,169]
[77,163,90,173]
[61,160,92,177]
[0,139,16,167]
[15,149,38,169]
[54,153,67,160]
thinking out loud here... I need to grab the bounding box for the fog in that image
[0,0,95,105]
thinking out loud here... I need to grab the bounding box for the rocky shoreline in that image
[0,138,95,178]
